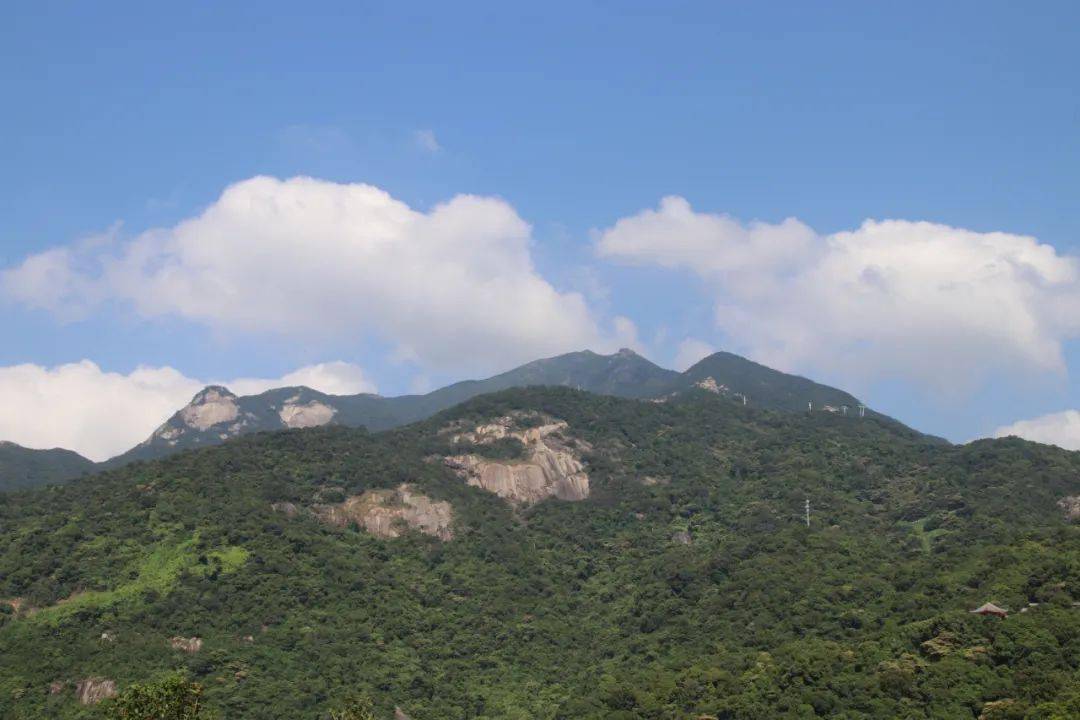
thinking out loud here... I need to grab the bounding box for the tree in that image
[328,694,378,720]
[103,673,205,720]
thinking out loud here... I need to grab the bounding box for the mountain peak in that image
[615,347,640,358]
[190,385,237,402]
[178,386,241,432]
[678,351,864,414]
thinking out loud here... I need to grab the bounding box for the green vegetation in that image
[0,442,94,491]
[11,348,888,488]
[0,387,1078,718]
[677,350,866,413]
[26,535,247,625]
[103,673,208,719]
[327,694,378,720]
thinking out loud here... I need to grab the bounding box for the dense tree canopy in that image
[0,388,1077,718]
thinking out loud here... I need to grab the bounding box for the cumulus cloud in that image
[0,359,374,461]
[993,411,1080,451]
[2,176,621,375]
[227,361,375,397]
[674,338,716,371]
[597,197,1080,392]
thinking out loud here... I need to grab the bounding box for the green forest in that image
[1,387,1078,719]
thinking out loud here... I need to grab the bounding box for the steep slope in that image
[0,441,94,491]
[1,387,1077,719]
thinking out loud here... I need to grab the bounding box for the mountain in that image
[676,351,863,412]
[114,348,885,465]
[0,441,94,491]
[106,349,675,468]
[13,348,887,484]
[1,387,1077,718]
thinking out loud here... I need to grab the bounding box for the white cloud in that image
[3,176,622,375]
[673,338,716,371]
[228,361,376,397]
[0,359,374,462]
[414,129,441,153]
[597,197,1080,393]
[994,410,1080,451]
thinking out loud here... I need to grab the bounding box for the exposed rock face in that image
[180,387,239,430]
[143,386,254,449]
[278,396,337,428]
[695,376,723,394]
[1058,496,1080,521]
[443,414,590,505]
[169,636,203,653]
[49,680,65,695]
[75,677,117,705]
[395,707,412,720]
[315,484,454,541]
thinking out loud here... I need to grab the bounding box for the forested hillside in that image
[1,388,1077,719]
[0,443,94,492]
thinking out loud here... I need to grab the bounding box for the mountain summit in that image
[677,351,864,413]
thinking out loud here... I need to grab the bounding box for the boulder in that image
[169,636,203,653]
[75,677,117,705]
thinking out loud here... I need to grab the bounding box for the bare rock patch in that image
[170,636,203,653]
[75,677,117,705]
[279,396,337,428]
[1058,496,1080,522]
[180,388,239,430]
[442,414,591,505]
[314,484,454,541]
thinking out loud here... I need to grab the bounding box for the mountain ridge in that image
[0,441,95,492]
[5,348,888,488]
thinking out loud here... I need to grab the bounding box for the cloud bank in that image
[3,176,630,375]
[597,196,1080,392]
[994,410,1080,451]
[0,360,374,462]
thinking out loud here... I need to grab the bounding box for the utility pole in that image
[805,498,810,528]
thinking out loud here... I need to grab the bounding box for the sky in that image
[2,1,1079,460]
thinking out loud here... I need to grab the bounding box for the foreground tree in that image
[102,674,206,720]
[328,694,377,720]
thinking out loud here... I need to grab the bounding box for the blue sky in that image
[2,1,1079,459]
